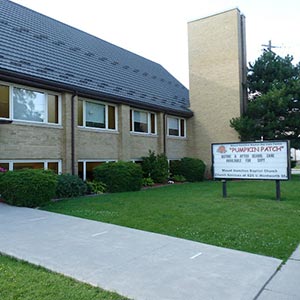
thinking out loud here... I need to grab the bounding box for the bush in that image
[179,157,206,182]
[0,169,57,207]
[172,174,186,182]
[169,160,181,177]
[86,180,106,194]
[56,174,87,198]
[141,150,168,183]
[291,160,297,169]
[94,161,143,193]
[142,177,154,187]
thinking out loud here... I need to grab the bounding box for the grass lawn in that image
[0,255,129,300]
[43,177,300,261]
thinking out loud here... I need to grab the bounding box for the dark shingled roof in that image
[0,0,192,117]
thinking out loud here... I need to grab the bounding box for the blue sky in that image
[12,0,300,87]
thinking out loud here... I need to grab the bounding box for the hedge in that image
[56,174,87,198]
[0,169,57,207]
[171,157,206,182]
[94,161,143,193]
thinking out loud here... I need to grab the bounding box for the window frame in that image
[167,116,186,138]
[78,98,118,131]
[78,159,116,181]
[130,108,157,135]
[0,160,62,173]
[0,81,62,125]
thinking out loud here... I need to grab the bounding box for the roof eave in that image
[0,69,193,118]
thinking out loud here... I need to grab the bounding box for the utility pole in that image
[262,40,280,51]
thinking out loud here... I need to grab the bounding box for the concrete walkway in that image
[257,245,300,300]
[0,203,283,300]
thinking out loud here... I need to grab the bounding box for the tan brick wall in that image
[166,137,188,159]
[130,134,159,159]
[0,87,189,170]
[0,122,63,159]
[188,9,246,170]
[77,129,119,159]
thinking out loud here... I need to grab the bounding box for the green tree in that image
[230,50,300,148]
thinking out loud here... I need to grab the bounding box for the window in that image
[0,160,62,173]
[167,117,186,137]
[0,85,9,118]
[0,83,61,125]
[78,160,116,181]
[130,109,156,134]
[78,99,117,130]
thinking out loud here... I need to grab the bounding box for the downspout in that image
[71,93,76,175]
[163,112,166,155]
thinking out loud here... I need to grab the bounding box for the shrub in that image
[56,174,87,198]
[0,169,57,207]
[181,157,206,182]
[86,180,106,194]
[94,161,143,193]
[172,174,186,182]
[141,150,168,183]
[291,160,297,169]
[178,157,206,182]
[169,160,181,177]
[142,177,154,187]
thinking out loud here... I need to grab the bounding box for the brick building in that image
[0,0,246,179]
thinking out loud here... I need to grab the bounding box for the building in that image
[0,0,246,179]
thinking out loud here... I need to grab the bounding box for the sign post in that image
[222,180,227,198]
[212,141,290,200]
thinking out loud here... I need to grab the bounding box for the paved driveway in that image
[0,203,281,300]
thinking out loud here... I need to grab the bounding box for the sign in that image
[212,141,290,180]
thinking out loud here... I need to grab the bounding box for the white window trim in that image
[0,81,62,126]
[78,159,116,181]
[167,116,186,138]
[130,108,157,135]
[78,98,118,131]
[0,159,62,174]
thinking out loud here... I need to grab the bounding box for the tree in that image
[248,50,299,95]
[230,50,300,148]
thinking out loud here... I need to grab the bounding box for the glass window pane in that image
[85,102,105,128]
[13,162,44,170]
[78,162,84,180]
[13,87,45,122]
[168,117,179,136]
[48,94,58,124]
[134,111,148,133]
[180,119,185,137]
[150,113,155,134]
[0,163,9,172]
[86,162,104,181]
[108,105,116,129]
[130,109,133,131]
[48,162,59,173]
[0,85,9,118]
[78,100,83,126]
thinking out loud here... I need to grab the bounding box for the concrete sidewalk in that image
[257,245,300,300]
[0,203,282,300]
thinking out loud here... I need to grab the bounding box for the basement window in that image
[0,160,62,173]
[78,160,116,181]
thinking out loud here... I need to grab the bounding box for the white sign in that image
[212,141,290,180]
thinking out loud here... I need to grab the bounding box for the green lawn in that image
[0,255,129,300]
[43,177,300,261]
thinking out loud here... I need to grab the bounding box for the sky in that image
[12,0,300,88]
